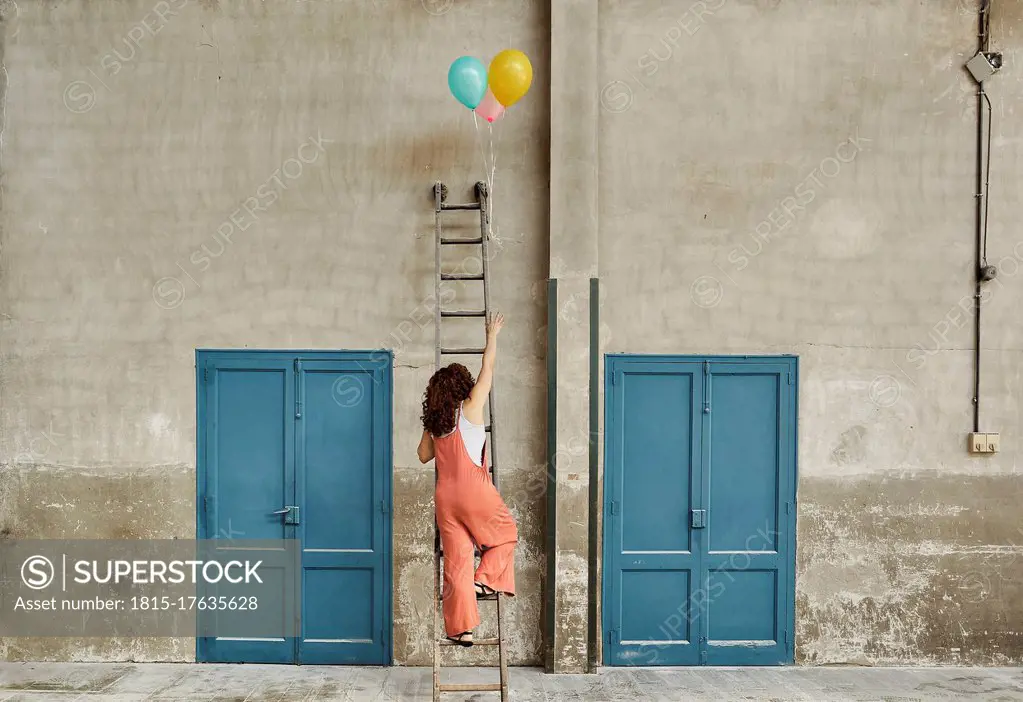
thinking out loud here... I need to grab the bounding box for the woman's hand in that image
[486,312,505,338]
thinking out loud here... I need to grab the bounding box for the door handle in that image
[272,506,300,525]
[691,509,707,528]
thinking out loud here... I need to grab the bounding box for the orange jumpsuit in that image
[434,408,517,636]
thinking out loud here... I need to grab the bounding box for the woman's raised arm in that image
[417,429,435,463]
[465,312,504,417]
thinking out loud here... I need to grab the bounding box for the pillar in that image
[545,0,598,674]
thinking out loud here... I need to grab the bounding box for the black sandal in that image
[475,582,498,600]
[446,631,473,647]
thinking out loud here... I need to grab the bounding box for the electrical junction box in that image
[967,51,1002,83]
[968,432,1000,454]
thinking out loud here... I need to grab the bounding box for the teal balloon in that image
[448,56,488,110]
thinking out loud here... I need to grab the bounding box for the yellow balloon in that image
[488,49,532,108]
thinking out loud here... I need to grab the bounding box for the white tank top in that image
[458,402,486,468]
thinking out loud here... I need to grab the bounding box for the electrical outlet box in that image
[969,432,987,454]
[986,432,1000,453]
[967,51,1003,83]
[968,432,1000,454]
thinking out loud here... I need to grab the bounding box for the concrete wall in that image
[0,0,549,663]
[598,0,1023,665]
[3,0,1022,669]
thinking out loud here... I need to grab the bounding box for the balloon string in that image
[494,118,505,232]
[472,111,492,237]
[487,122,497,236]
[472,110,487,187]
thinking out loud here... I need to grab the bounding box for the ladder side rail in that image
[476,181,499,489]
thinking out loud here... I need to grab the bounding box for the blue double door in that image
[196,350,393,664]
[603,355,797,666]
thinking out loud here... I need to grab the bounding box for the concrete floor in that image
[1,664,1022,701]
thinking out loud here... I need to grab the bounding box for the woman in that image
[417,312,517,647]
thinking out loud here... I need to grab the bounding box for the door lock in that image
[273,506,300,525]
[691,509,707,528]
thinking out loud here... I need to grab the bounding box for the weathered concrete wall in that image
[6,0,1022,669]
[0,0,549,663]
[598,0,1023,665]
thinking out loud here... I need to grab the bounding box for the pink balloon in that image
[475,88,505,123]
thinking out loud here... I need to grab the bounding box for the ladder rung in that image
[437,549,482,560]
[440,237,484,245]
[440,273,485,281]
[441,310,486,318]
[440,202,482,211]
[440,347,485,354]
[438,683,502,692]
[439,637,500,646]
[436,591,498,602]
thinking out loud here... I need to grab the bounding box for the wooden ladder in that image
[431,181,509,702]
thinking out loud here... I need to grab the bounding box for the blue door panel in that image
[198,358,296,664]
[198,560,297,664]
[704,362,793,665]
[206,361,294,541]
[300,568,380,664]
[200,639,295,665]
[706,570,777,640]
[197,351,392,666]
[605,362,703,666]
[618,368,695,553]
[707,370,782,552]
[604,355,796,667]
[300,364,376,551]
[297,360,390,664]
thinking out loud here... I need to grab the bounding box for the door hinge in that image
[610,499,619,516]
[204,367,209,383]
[787,371,793,385]
[203,495,213,533]
[608,628,617,645]
[702,361,712,413]
[784,629,789,645]
[380,500,389,515]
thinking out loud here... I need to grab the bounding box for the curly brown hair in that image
[421,363,475,436]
